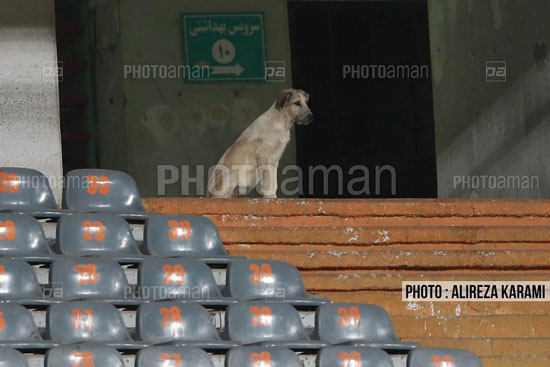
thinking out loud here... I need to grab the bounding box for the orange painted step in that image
[219,226,550,245]
[144,198,550,217]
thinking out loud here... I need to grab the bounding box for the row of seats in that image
[0,167,482,366]
[0,258,325,306]
[0,211,228,260]
[0,301,415,351]
[0,168,148,220]
[0,345,482,367]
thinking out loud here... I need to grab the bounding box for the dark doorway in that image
[288,1,437,198]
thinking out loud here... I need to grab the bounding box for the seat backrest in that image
[47,302,130,343]
[138,258,221,300]
[136,302,220,343]
[0,347,29,367]
[407,348,482,367]
[0,259,42,300]
[227,260,307,300]
[145,214,227,257]
[226,347,302,367]
[0,213,51,255]
[317,346,394,367]
[56,213,139,255]
[315,303,400,344]
[136,346,215,367]
[226,302,308,344]
[45,343,125,367]
[62,169,145,213]
[0,167,58,211]
[50,258,130,300]
[0,304,41,341]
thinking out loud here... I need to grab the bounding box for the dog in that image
[208,88,313,198]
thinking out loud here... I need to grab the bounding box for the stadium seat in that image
[45,343,125,367]
[56,213,141,258]
[226,259,329,306]
[317,346,394,367]
[0,347,29,366]
[315,303,418,352]
[0,304,42,344]
[0,167,69,218]
[136,302,239,349]
[46,301,147,349]
[0,259,44,303]
[62,169,148,220]
[145,214,231,261]
[138,258,230,304]
[0,213,53,257]
[407,348,482,367]
[136,346,215,367]
[225,301,328,350]
[226,346,302,367]
[49,258,130,301]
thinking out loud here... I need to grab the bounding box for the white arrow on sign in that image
[210,64,245,76]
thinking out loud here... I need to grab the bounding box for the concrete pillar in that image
[0,0,63,201]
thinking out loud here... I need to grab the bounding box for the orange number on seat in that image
[71,351,95,367]
[0,173,19,193]
[163,264,185,284]
[75,264,99,284]
[0,265,5,286]
[338,306,360,327]
[82,221,105,241]
[431,355,454,367]
[160,306,183,327]
[71,309,93,330]
[0,220,16,241]
[168,220,192,240]
[249,264,272,284]
[159,353,181,366]
[250,306,272,326]
[250,351,272,367]
[338,351,362,367]
[0,311,5,330]
[86,175,110,195]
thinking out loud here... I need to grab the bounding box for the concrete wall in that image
[0,0,63,200]
[98,0,294,197]
[429,0,550,198]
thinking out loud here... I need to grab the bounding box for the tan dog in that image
[208,89,313,198]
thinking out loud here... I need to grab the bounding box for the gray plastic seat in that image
[145,214,230,262]
[226,259,328,306]
[49,258,130,301]
[315,303,418,352]
[0,213,53,257]
[136,346,215,367]
[318,346,394,367]
[138,258,229,305]
[0,167,70,218]
[46,301,147,350]
[227,346,302,367]
[0,259,44,303]
[0,347,30,366]
[56,213,141,259]
[407,348,482,367]
[45,343,125,367]
[62,169,148,221]
[136,302,239,349]
[0,304,53,349]
[226,301,328,350]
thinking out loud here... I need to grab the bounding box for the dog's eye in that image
[294,101,302,106]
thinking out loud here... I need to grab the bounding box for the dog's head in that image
[275,88,313,125]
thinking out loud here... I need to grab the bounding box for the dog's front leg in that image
[258,162,278,198]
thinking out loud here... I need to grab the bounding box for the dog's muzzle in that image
[297,112,313,125]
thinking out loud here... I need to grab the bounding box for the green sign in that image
[181,13,266,82]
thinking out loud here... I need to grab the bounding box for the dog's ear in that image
[275,89,293,110]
